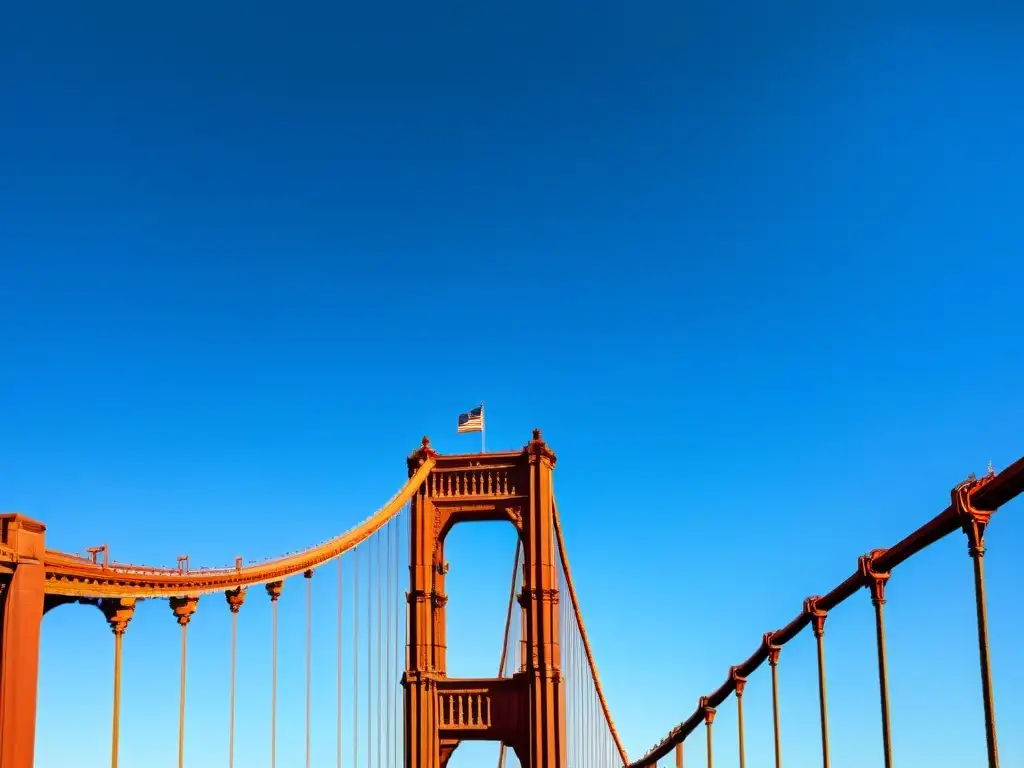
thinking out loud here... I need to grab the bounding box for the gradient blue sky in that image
[3,2,1023,767]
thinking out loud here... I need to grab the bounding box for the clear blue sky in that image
[3,1,1023,767]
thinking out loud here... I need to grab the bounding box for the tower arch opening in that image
[432,517,526,768]
[438,519,523,680]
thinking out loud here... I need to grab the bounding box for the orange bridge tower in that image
[0,514,47,768]
[403,430,566,768]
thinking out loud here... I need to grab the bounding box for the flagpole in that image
[480,402,486,453]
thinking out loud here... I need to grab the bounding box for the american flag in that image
[457,405,484,434]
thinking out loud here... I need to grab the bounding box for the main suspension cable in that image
[552,503,628,765]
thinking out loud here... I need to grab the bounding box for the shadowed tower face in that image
[402,432,566,768]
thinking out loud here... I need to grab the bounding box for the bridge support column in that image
[0,514,47,768]
[522,431,565,768]
[404,671,441,768]
[405,437,442,768]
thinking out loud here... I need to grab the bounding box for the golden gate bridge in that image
[3,429,1022,768]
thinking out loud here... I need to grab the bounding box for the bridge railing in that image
[631,456,1024,768]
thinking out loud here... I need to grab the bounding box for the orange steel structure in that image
[630,455,1024,768]
[403,431,569,768]
[1,431,1022,768]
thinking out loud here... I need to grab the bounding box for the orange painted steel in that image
[765,633,782,768]
[305,569,313,768]
[629,455,1024,768]
[101,597,135,768]
[730,669,746,768]
[0,515,46,768]
[267,581,283,768]
[700,700,714,768]
[6,435,1020,768]
[40,457,436,599]
[225,587,245,768]
[402,431,580,768]
[552,502,629,766]
[804,597,830,768]
[169,596,198,768]
[954,475,1003,768]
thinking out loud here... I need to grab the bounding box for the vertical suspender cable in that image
[590,648,596,768]
[229,610,236,768]
[871,593,894,768]
[389,518,395,768]
[583,628,588,766]
[581,627,586,767]
[772,661,782,768]
[386,519,392,768]
[573,573,581,765]
[584,639,589,768]
[106,600,136,768]
[378,529,384,768]
[344,552,348,768]
[583,629,587,767]
[574,581,580,766]
[168,598,199,768]
[402,509,410,768]
[111,628,123,768]
[367,536,373,768]
[390,515,397,768]
[590,651,594,768]
[495,539,523,768]
[574,626,580,765]
[178,622,188,768]
[305,570,313,768]
[270,590,280,768]
[575,625,580,765]
[559,563,568,768]
[397,509,405,768]
[226,589,245,768]
[354,546,360,768]
[169,598,197,768]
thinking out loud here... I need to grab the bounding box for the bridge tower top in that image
[406,430,557,475]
